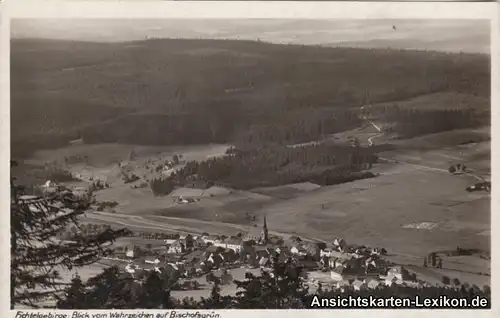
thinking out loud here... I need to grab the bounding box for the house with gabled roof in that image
[320,247,338,258]
[330,266,347,281]
[224,237,243,252]
[333,238,348,251]
[336,280,351,292]
[352,279,366,291]
[302,243,321,260]
[144,257,161,265]
[387,266,411,281]
[365,278,382,290]
[259,257,271,268]
[202,235,220,245]
[165,239,178,245]
[254,245,271,259]
[384,274,403,287]
[167,240,185,254]
[290,245,308,256]
[243,228,263,244]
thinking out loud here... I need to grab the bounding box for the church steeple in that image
[261,215,269,244]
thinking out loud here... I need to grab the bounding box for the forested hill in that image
[11,38,490,157]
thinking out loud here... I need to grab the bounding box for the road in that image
[85,211,314,242]
[360,105,487,181]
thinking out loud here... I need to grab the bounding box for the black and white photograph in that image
[10,17,492,309]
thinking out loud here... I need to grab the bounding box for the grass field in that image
[256,160,489,257]
[25,142,230,167]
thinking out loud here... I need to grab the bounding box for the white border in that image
[1,1,498,317]
[4,1,497,19]
[1,2,11,315]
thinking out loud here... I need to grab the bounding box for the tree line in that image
[378,105,488,138]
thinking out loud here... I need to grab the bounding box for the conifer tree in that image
[11,163,127,308]
[56,275,87,309]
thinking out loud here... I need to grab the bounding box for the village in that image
[83,215,433,297]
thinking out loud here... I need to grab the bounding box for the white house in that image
[366,278,382,290]
[213,241,227,250]
[333,238,348,250]
[290,245,308,256]
[145,257,161,265]
[323,250,352,261]
[167,241,184,254]
[388,266,404,281]
[225,238,243,252]
[126,249,135,259]
[352,279,366,291]
[202,235,220,245]
[330,266,346,281]
[165,239,177,245]
[320,248,338,258]
[125,264,138,274]
[384,274,401,286]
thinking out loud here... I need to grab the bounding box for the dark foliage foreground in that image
[55,261,491,309]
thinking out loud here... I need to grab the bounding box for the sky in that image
[11,19,490,54]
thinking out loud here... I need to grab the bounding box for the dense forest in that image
[372,105,488,138]
[150,142,387,194]
[11,38,490,158]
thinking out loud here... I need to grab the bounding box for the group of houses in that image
[322,265,421,292]
[118,216,416,289]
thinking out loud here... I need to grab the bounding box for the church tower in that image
[261,215,269,244]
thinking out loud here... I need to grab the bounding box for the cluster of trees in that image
[10,165,128,308]
[383,106,487,138]
[158,143,383,190]
[150,177,175,197]
[42,165,79,183]
[237,109,362,146]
